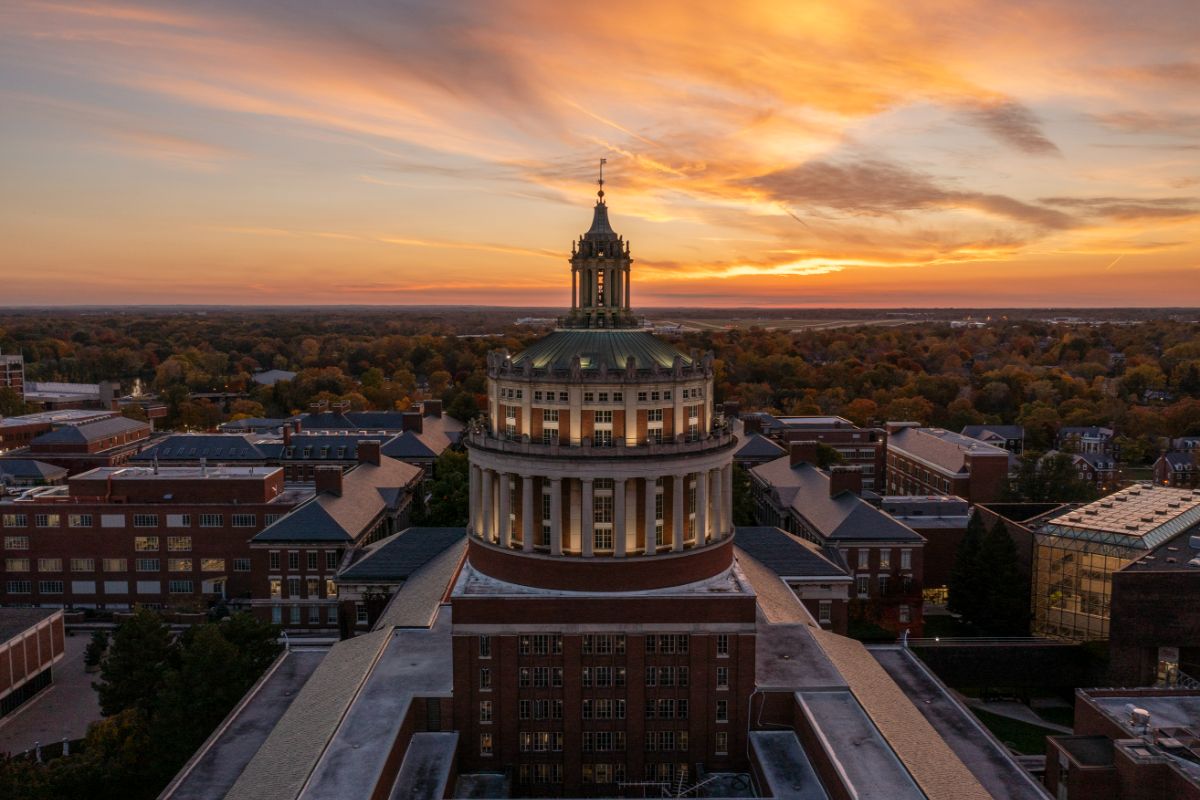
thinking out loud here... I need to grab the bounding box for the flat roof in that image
[870,647,1050,800]
[162,649,327,800]
[749,731,831,800]
[0,409,116,428]
[75,465,282,481]
[0,607,58,643]
[386,732,458,800]
[451,560,755,599]
[1042,484,1200,549]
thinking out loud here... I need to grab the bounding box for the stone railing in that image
[464,427,736,458]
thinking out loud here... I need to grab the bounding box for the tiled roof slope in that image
[32,415,147,445]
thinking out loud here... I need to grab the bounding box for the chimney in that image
[283,424,292,446]
[790,440,819,467]
[314,465,344,496]
[829,465,863,497]
[358,439,381,466]
[401,412,423,433]
[423,399,443,418]
[293,419,302,434]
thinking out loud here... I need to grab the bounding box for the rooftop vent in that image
[1168,502,1181,508]
[1188,557,1200,568]
[1101,502,1114,508]
[1084,508,1099,516]
[1124,524,1140,531]
[1141,516,1154,523]
[1115,495,1128,502]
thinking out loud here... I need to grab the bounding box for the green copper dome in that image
[510,329,690,372]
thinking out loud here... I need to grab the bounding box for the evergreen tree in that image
[414,450,470,527]
[94,608,175,717]
[947,510,986,622]
[731,464,757,526]
[978,517,1030,636]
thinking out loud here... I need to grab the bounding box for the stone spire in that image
[565,160,636,329]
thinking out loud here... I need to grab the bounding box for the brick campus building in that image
[164,184,1026,800]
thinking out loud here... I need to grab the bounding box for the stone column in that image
[672,474,685,552]
[550,478,563,556]
[480,468,494,542]
[723,463,734,536]
[468,463,480,536]
[581,477,594,557]
[624,265,631,307]
[710,468,723,541]
[497,472,511,548]
[614,478,626,557]
[644,476,657,554]
[572,268,578,309]
[522,475,535,552]
[695,468,708,544]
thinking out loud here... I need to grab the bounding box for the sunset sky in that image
[2,0,1198,307]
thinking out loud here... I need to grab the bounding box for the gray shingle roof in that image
[751,456,924,543]
[0,459,68,480]
[734,526,848,578]
[735,433,786,460]
[960,424,1023,441]
[888,427,1008,474]
[1162,451,1196,469]
[380,431,437,461]
[32,415,147,445]
[132,434,268,462]
[338,528,466,583]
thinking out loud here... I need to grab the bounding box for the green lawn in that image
[971,708,1059,755]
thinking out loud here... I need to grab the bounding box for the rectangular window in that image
[201,558,225,572]
[819,600,832,624]
[716,699,729,723]
[71,558,95,572]
[716,666,729,688]
[879,549,891,570]
[715,731,728,755]
[68,514,93,528]
[37,558,62,572]
[233,558,251,572]
[269,551,280,570]
[878,575,889,595]
[480,733,493,757]
[167,514,191,528]
[856,575,870,598]
[901,548,912,570]
[2,514,28,528]
[168,558,192,572]
[132,514,159,528]
[232,514,257,528]
[168,580,193,594]
[717,633,729,656]
[167,536,191,551]
[39,580,64,594]
[199,514,223,528]
[307,551,318,571]
[35,513,60,528]
[288,552,300,570]
[287,577,301,597]
[479,700,493,722]
[479,635,491,658]
[326,551,339,569]
[136,558,160,572]
[6,558,30,572]
[290,605,300,624]
[103,558,127,572]
[479,668,491,690]
[7,580,31,594]
[858,549,869,569]
[3,535,29,550]
[308,605,320,624]
[134,536,160,551]
[899,604,911,623]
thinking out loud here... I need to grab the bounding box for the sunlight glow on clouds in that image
[0,0,1197,306]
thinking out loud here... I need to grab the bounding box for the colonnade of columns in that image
[468,463,734,558]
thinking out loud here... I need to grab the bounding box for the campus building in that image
[1032,484,1200,641]
[0,465,307,611]
[0,608,64,721]
[0,351,23,397]
[743,414,886,491]
[750,441,926,635]
[885,422,1011,504]
[163,184,1024,800]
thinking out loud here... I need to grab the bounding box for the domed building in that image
[452,181,755,792]
[462,185,736,586]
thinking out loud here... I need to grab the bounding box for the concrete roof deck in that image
[749,731,831,800]
[162,648,326,800]
[870,646,1050,800]
[796,690,925,799]
[388,732,459,800]
[452,559,755,598]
